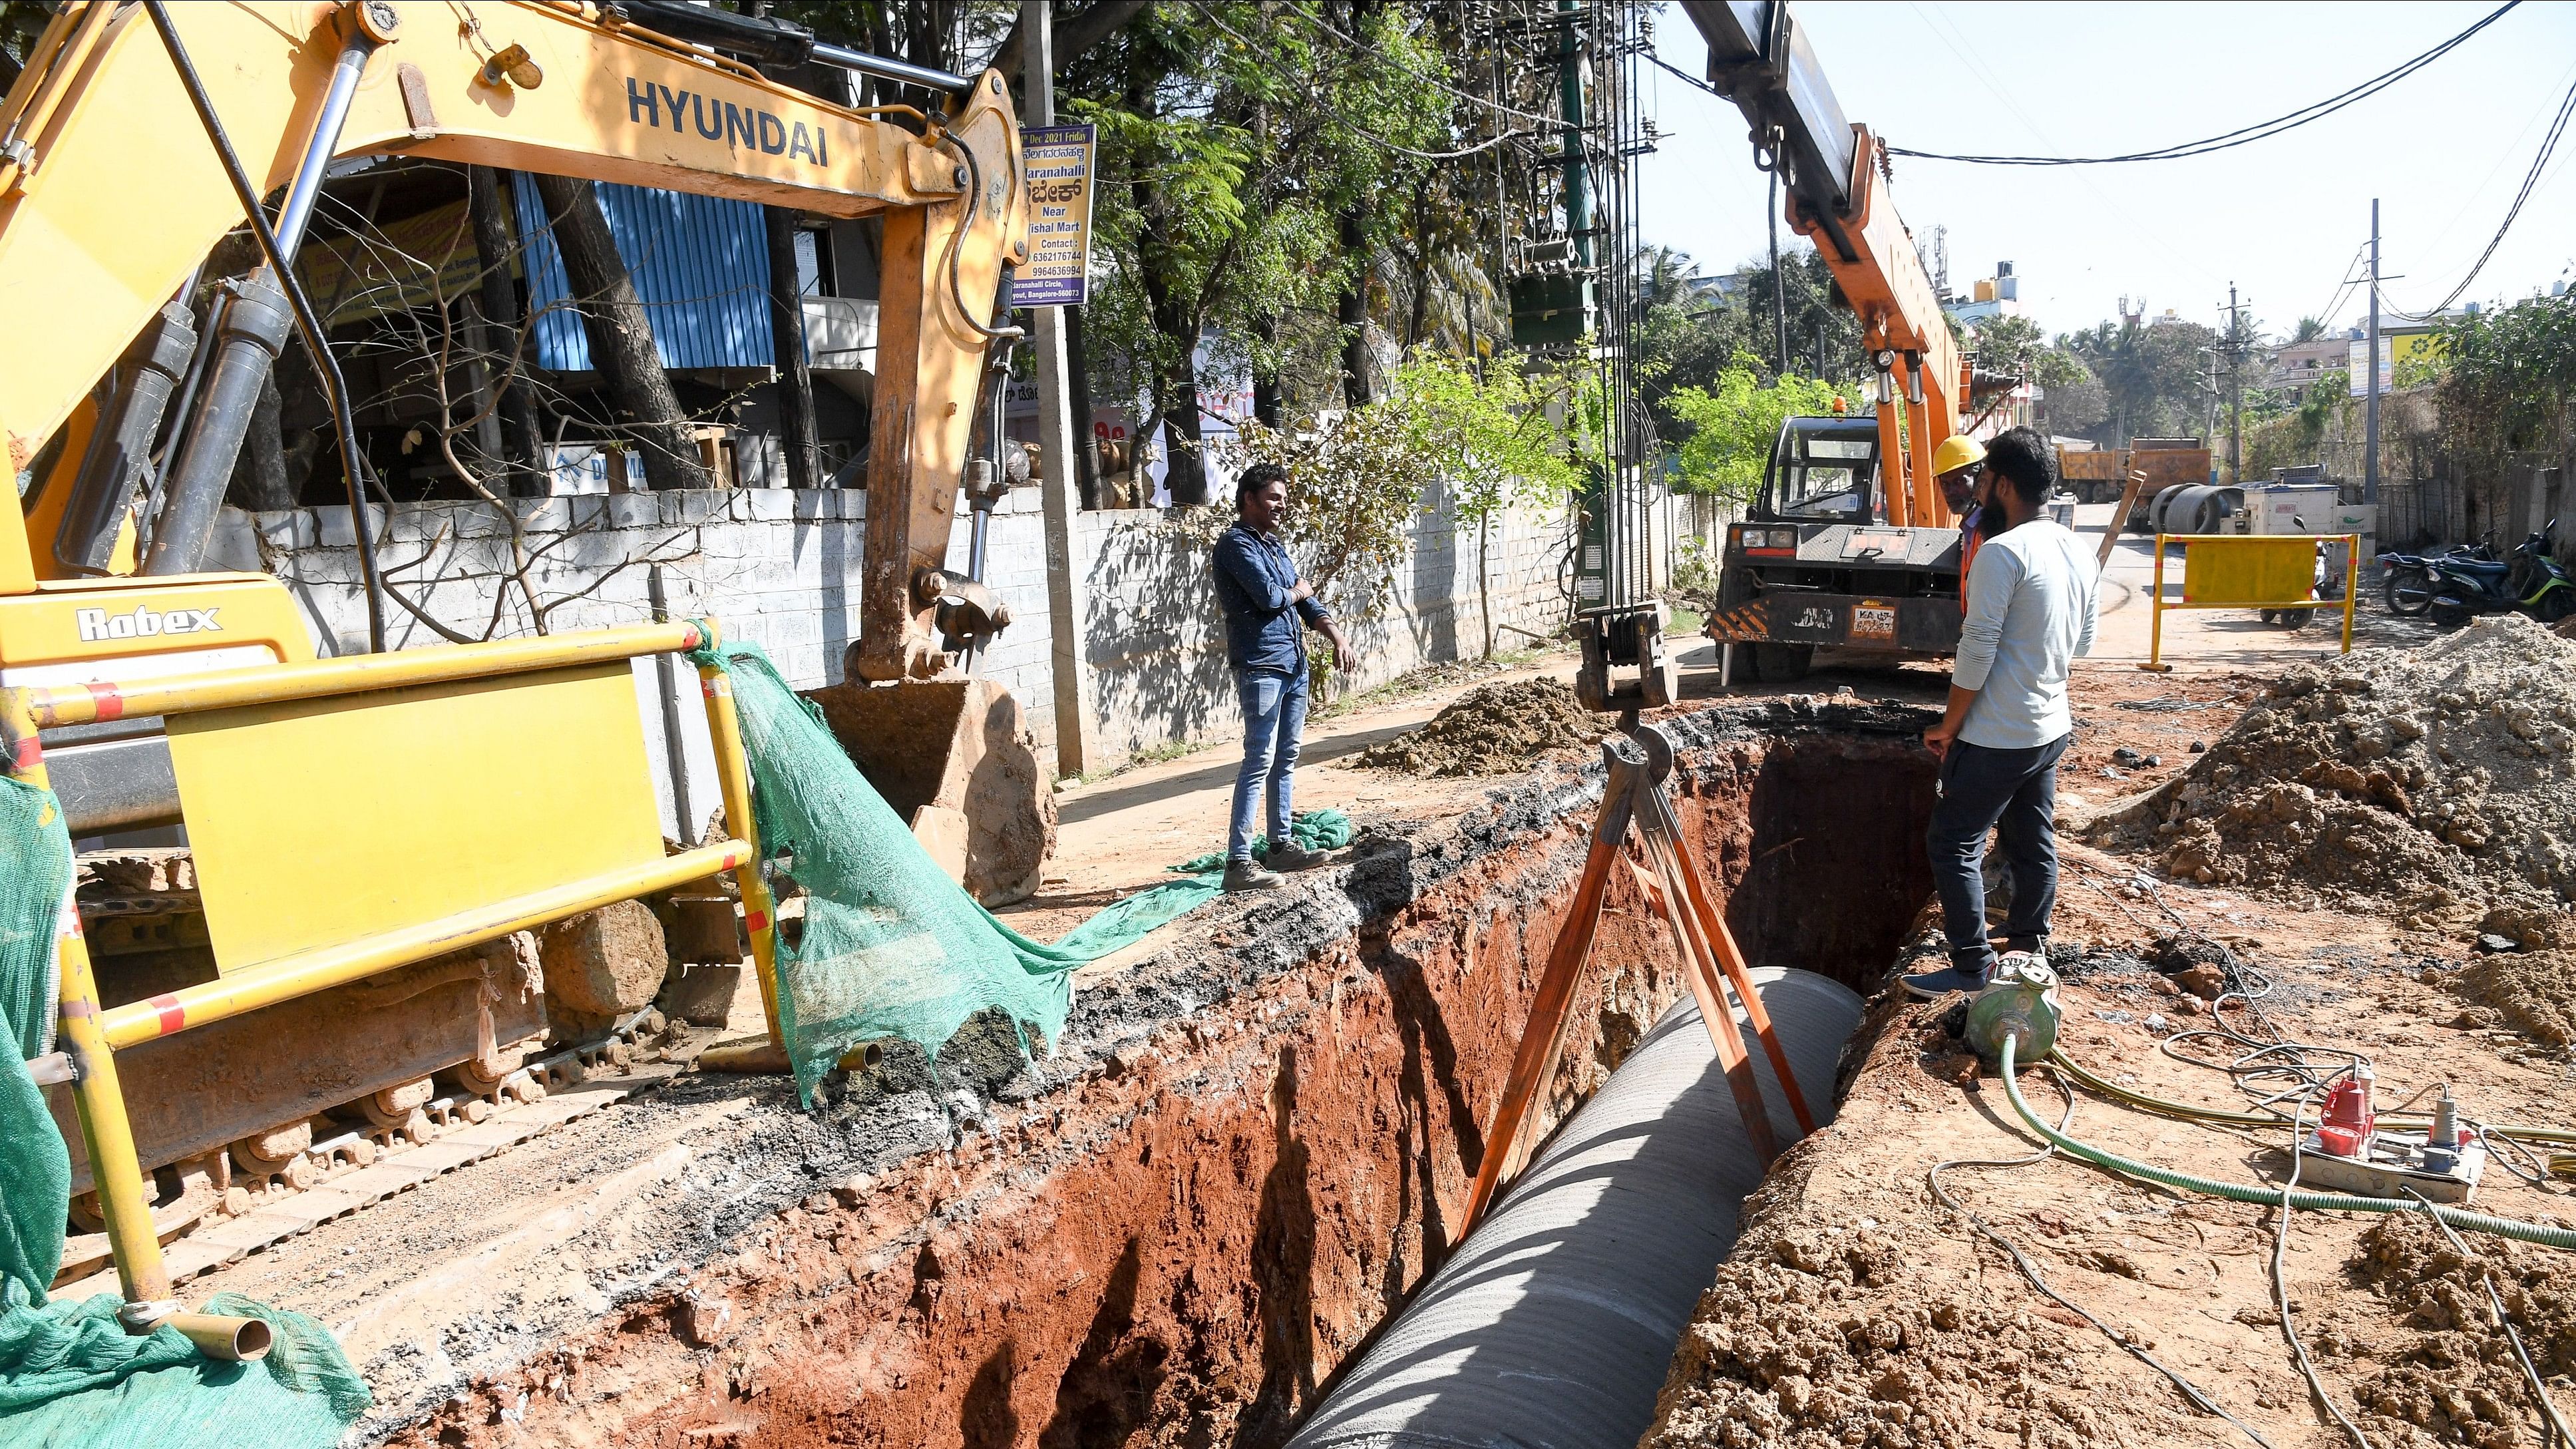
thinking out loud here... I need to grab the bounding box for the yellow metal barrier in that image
[2143,532,2359,672]
[0,618,773,1327]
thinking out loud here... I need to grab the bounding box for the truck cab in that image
[1707,415,1965,682]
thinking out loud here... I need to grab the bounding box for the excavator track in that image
[51,1006,696,1298]
[48,849,725,1298]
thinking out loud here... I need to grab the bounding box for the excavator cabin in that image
[1710,414,1966,683]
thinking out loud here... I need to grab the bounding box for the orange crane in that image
[1680,1,2014,682]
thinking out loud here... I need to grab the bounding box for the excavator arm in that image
[0,0,1027,677]
[0,0,1054,1332]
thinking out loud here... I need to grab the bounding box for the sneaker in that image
[1901,962,1990,1000]
[1998,933,2047,957]
[1266,843,1328,872]
[1223,861,1284,893]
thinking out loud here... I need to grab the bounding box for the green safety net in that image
[0,776,70,1302]
[0,1290,371,1448]
[691,640,1350,1103]
[1043,812,1352,960]
[0,777,371,1447]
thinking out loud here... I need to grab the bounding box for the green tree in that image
[1968,313,2049,374]
[2434,288,2576,475]
[2062,317,2219,443]
[1067,2,1450,503]
[2243,369,2348,480]
[1663,355,1845,503]
[1634,247,1865,460]
[1388,349,1584,654]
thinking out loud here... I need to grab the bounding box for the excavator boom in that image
[0,0,1026,679]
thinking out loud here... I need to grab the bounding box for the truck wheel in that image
[1753,643,1813,683]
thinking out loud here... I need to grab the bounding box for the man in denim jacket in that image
[1212,463,1354,891]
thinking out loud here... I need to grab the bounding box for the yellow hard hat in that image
[1931,435,1986,478]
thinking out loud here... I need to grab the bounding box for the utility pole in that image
[2226,282,2243,485]
[1560,0,1591,274]
[2364,198,2381,505]
[1024,1,1098,779]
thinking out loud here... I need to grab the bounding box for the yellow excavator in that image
[0,0,1047,1330]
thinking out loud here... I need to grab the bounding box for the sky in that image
[1634,0,2576,343]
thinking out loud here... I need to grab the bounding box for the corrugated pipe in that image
[1289,968,1864,1449]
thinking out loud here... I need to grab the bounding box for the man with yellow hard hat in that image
[1931,433,1989,598]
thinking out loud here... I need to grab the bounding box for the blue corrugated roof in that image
[514,176,777,371]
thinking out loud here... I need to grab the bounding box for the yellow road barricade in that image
[2142,533,2360,671]
[0,618,780,1326]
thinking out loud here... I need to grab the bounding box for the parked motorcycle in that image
[2425,520,2573,627]
[2380,538,2499,616]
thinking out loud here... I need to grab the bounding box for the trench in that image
[390,703,1940,1449]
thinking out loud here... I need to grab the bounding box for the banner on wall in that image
[1018,124,1096,307]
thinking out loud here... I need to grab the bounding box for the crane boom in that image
[1680,0,1961,528]
[1677,0,2024,682]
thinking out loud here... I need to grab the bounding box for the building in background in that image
[285,161,890,503]
[2268,335,2346,393]
[1943,260,2018,326]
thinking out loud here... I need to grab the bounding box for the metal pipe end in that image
[168,1312,274,1362]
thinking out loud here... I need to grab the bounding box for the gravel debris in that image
[2347,1215,2576,1449]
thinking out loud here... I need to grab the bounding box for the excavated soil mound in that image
[2098,615,2576,921]
[1644,1220,2159,1449]
[2442,903,2576,1048]
[1348,677,1604,776]
[2446,951,2576,1048]
[2347,1215,2576,1448]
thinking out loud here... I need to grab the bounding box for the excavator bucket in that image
[801,678,1057,907]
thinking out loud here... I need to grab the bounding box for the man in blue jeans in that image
[1213,463,1354,892]
[1905,427,2098,998]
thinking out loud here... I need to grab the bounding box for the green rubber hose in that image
[2000,1034,2576,1251]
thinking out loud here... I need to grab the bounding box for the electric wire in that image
[2403,1185,2576,1447]
[1276,0,1564,129]
[1930,1074,2279,1449]
[2405,53,2576,274]
[1883,3,2518,165]
[2424,73,2576,311]
[1901,0,2233,290]
[2272,1089,2382,1449]
[2309,242,2369,335]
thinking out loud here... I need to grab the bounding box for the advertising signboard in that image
[1018,124,1096,307]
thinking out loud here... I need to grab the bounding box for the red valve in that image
[2316,1073,2376,1157]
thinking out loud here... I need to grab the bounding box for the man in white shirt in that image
[1904,427,2099,998]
